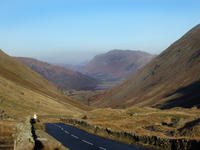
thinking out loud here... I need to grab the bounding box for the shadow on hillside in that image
[159,80,200,109]
[178,118,200,132]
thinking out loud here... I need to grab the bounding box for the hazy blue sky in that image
[0,0,200,64]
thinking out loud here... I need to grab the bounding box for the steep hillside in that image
[0,50,90,119]
[90,24,200,109]
[14,57,99,90]
[80,50,155,82]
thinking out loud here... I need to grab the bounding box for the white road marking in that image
[55,125,62,129]
[53,124,107,149]
[64,130,69,134]
[99,147,106,150]
[71,134,79,139]
[81,139,93,145]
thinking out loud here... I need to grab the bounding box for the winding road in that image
[45,123,153,150]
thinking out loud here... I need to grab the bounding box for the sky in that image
[0,0,200,64]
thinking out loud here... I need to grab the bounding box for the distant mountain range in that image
[79,50,155,82]
[14,49,155,92]
[14,57,99,91]
[90,24,200,109]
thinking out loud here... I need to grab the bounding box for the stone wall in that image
[14,116,69,150]
[61,118,200,150]
[14,117,34,150]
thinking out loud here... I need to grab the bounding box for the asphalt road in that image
[45,123,153,150]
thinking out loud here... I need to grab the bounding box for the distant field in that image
[66,90,104,105]
[95,79,125,90]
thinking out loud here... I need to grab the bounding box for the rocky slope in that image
[90,24,200,109]
[14,57,99,91]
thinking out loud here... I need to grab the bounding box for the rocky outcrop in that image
[60,118,200,150]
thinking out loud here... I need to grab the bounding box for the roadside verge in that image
[14,116,69,150]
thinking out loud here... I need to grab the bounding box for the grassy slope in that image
[90,24,200,109]
[0,49,92,149]
[0,49,91,118]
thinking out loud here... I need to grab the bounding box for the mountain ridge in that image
[14,57,99,91]
[80,49,155,82]
[89,24,200,109]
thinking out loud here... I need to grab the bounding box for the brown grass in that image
[0,76,84,118]
[0,119,19,149]
[66,90,104,105]
[83,107,200,140]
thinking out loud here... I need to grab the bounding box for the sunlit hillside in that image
[0,50,90,118]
